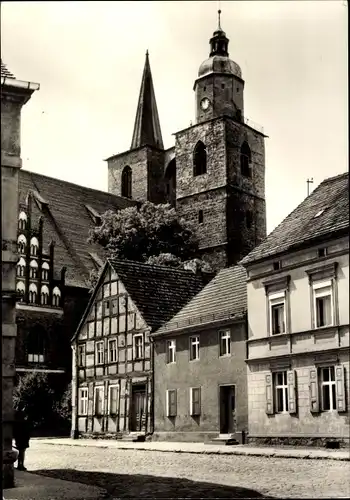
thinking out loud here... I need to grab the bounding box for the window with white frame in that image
[166,339,176,364]
[78,388,88,415]
[17,234,27,254]
[189,336,200,361]
[16,281,25,301]
[273,371,289,413]
[108,385,119,415]
[133,334,144,359]
[269,291,286,335]
[166,389,177,417]
[42,261,49,281]
[29,283,37,304]
[108,339,117,363]
[40,285,49,305]
[30,260,38,279]
[17,257,26,277]
[27,327,45,363]
[313,281,333,328]
[190,387,201,416]
[18,211,27,230]
[95,341,104,365]
[219,330,231,356]
[52,286,61,307]
[94,386,104,415]
[78,344,86,366]
[320,366,336,411]
[30,237,39,256]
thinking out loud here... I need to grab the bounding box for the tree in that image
[13,372,55,428]
[89,202,200,263]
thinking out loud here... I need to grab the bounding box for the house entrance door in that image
[130,384,146,432]
[219,385,236,434]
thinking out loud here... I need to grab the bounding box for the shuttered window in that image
[190,387,201,416]
[309,365,346,413]
[108,385,119,415]
[166,389,177,417]
[94,386,104,416]
[266,370,297,415]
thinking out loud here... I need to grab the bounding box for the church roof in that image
[19,170,137,288]
[153,265,247,337]
[130,51,164,150]
[1,59,15,78]
[240,172,349,266]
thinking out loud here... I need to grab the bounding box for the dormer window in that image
[40,285,49,305]
[29,283,37,304]
[18,211,27,230]
[30,237,39,256]
[193,141,207,176]
[17,234,27,254]
[52,286,61,307]
[85,205,102,225]
[240,142,252,178]
[42,262,50,281]
[17,257,26,277]
[30,260,38,279]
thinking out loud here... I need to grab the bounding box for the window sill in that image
[219,354,231,358]
[167,362,176,365]
[189,358,200,363]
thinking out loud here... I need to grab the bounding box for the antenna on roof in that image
[307,177,314,197]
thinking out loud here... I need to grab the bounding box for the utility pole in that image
[307,178,314,197]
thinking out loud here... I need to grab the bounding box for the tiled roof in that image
[241,172,349,266]
[109,258,210,331]
[153,265,247,336]
[1,59,15,78]
[19,170,137,288]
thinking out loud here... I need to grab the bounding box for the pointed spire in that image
[131,51,164,150]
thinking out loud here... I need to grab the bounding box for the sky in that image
[1,1,348,233]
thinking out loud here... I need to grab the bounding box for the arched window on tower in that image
[193,141,207,176]
[27,327,45,363]
[42,261,50,281]
[18,211,27,230]
[17,257,26,277]
[16,281,25,302]
[240,142,252,178]
[30,237,39,256]
[121,166,132,198]
[165,158,176,207]
[17,234,27,254]
[29,283,37,304]
[30,260,38,279]
[41,285,49,305]
[52,286,61,307]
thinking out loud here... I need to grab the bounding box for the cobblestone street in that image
[24,441,349,498]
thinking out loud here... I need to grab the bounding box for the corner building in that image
[107,19,267,271]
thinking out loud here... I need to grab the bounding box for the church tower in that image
[175,12,267,270]
[107,51,165,204]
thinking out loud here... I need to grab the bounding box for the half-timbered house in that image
[71,259,210,439]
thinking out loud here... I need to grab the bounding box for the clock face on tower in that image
[200,97,210,111]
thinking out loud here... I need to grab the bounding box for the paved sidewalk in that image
[3,469,106,500]
[34,437,350,461]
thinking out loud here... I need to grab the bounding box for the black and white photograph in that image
[1,1,348,499]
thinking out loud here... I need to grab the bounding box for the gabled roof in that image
[73,258,211,341]
[130,51,164,150]
[19,170,137,288]
[1,59,15,78]
[241,172,349,266]
[109,259,210,331]
[153,265,247,336]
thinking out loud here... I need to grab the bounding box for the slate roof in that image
[153,265,247,336]
[130,51,164,150]
[241,172,349,266]
[109,258,210,331]
[1,59,15,78]
[19,170,137,288]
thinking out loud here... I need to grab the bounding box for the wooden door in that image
[131,386,146,432]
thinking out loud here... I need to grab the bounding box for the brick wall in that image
[153,321,248,442]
